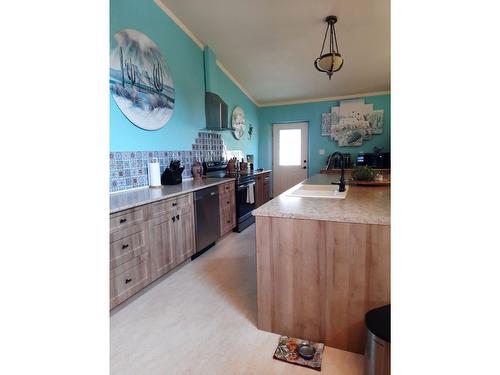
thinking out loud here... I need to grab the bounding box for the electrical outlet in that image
[319,149,325,155]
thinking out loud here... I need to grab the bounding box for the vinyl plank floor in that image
[110,224,364,374]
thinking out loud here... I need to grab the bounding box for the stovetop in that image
[203,161,262,185]
[206,170,255,184]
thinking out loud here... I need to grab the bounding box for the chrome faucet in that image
[330,152,346,192]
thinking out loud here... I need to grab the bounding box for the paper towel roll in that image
[148,158,161,187]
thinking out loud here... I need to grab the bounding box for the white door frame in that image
[272,122,309,197]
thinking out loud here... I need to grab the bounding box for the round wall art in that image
[231,106,246,140]
[110,29,175,130]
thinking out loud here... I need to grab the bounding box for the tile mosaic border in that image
[110,132,232,193]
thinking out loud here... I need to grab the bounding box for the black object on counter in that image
[329,152,346,192]
[356,152,390,169]
[161,160,184,185]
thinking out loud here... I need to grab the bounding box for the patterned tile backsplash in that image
[110,132,237,193]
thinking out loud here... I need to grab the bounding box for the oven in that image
[234,176,256,232]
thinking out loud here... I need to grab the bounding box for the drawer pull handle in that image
[172,202,177,206]
[225,186,229,190]
[227,220,231,224]
[176,214,180,220]
[122,244,129,249]
[172,217,176,222]
[226,201,230,204]
[120,218,127,223]
[125,278,132,284]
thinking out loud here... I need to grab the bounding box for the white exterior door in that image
[272,122,308,196]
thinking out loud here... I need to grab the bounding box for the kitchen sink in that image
[287,184,349,199]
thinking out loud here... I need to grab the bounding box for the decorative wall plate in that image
[231,106,246,140]
[110,29,175,130]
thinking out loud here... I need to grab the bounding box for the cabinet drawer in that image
[110,253,151,309]
[110,207,146,232]
[110,226,147,269]
[148,193,192,219]
[218,181,235,194]
[219,190,235,210]
[220,206,235,235]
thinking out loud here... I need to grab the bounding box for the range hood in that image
[205,92,229,131]
[204,47,229,131]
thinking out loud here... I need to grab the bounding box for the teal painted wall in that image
[110,0,259,166]
[258,94,390,176]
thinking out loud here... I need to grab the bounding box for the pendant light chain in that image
[329,20,334,77]
[332,21,340,55]
[319,22,329,57]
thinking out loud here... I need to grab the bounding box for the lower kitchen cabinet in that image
[110,192,196,309]
[110,252,151,309]
[149,194,195,281]
[149,215,176,280]
[170,205,195,265]
[255,172,271,208]
[218,181,236,236]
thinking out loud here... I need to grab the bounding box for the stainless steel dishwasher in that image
[193,185,220,258]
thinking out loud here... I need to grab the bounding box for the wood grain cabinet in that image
[110,192,196,309]
[148,193,195,281]
[110,252,151,309]
[255,172,271,208]
[218,181,236,236]
[109,207,151,309]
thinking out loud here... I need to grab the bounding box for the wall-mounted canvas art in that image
[321,113,332,136]
[329,100,384,147]
[110,29,175,131]
[364,110,384,134]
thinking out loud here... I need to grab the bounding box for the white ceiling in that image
[159,0,390,105]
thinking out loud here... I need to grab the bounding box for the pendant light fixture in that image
[314,15,343,80]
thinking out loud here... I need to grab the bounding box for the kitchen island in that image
[252,174,390,354]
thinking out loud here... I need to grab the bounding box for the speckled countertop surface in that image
[110,177,235,214]
[252,174,390,225]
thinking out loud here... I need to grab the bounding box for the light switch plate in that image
[319,149,325,155]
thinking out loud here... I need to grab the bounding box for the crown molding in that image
[258,91,391,107]
[153,0,204,49]
[215,60,259,106]
[153,1,389,109]
[153,0,259,106]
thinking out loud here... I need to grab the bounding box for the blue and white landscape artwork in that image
[110,29,174,130]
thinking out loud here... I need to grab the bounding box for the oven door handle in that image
[237,182,256,190]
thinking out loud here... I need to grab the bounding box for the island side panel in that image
[255,217,273,331]
[255,216,390,354]
[256,216,327,343]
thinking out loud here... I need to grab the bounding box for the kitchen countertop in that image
[110,177,235,214]
[252,173,390,225]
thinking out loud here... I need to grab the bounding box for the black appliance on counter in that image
[203,160,256,233]
[161,160,185,185]
[356,152,390,169]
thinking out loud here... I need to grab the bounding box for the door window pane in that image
[279,129,301,166]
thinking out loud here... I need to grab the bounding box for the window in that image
[279,129,301,166]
